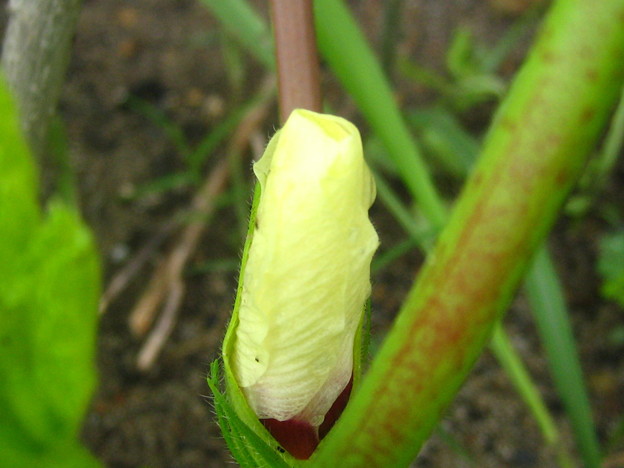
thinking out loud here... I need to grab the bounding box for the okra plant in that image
[208,0,624,467]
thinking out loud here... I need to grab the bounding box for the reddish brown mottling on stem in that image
[585,68,599,82]
[555,167,569,186]
[580,107,596,123]
[540,49,556,63]
[471,172,484,189]
[499,116,517,132]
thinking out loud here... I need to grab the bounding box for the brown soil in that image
[24,0,624,466]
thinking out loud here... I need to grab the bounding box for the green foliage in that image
[0,75,101,466]
[200,0,274,69]
[444,27,506,108]
[124,91,266,241]
[406,106,479,178]
[397,28,505,112]
[526,249,602,467]
[598,230,624,307]
[399,4,542,113]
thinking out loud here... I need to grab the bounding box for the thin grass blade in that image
[525,248,602,468]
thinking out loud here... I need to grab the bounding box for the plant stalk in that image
[2,0,83,159]
[269,0,322,123]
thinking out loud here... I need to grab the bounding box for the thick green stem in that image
[310,1,624,466]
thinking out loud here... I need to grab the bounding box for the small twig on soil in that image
[604,452,624,468]
[129,158,231,338]
[99,220,177,315]
[131,82,273,371]
[269,0,322,122]
[137,279,186,371]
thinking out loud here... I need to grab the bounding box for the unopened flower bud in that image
[228,109,378,458]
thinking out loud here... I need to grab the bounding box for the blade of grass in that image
[379,0,405,77]
[191,258,239,275]
[406,106,479,178]
[397,57,456,96]
[126,95,192,157]
[606,414,624,453]
[480,3,545,74]
[200,0,274,69]
[187,99,262,175]
[192,101,260,234]
[490,324,575,468]
[490,325,557,444]
[525,248,602,468]
[436,425,476,466]
[595,85,624,186]
[191,87,274,235]
[220,32,247,102]
[128,88,272,210]
[314,0,447,228]
[128,172,195,200]
[374,172,435,251]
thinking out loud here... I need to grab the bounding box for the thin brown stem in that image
[270,0,322,123]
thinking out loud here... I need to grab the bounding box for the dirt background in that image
[7,0,624,466]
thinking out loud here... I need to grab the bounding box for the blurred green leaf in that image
[0,74,100,467]
[446,27,480,78]
[201,0,274,69]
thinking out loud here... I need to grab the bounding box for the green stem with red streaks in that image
[310,1,624,466]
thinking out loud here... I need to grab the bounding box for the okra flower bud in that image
[228,109,378,458]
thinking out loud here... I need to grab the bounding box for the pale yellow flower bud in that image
[232,109,379,431]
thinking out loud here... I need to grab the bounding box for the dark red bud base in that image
[261,376,353,460]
